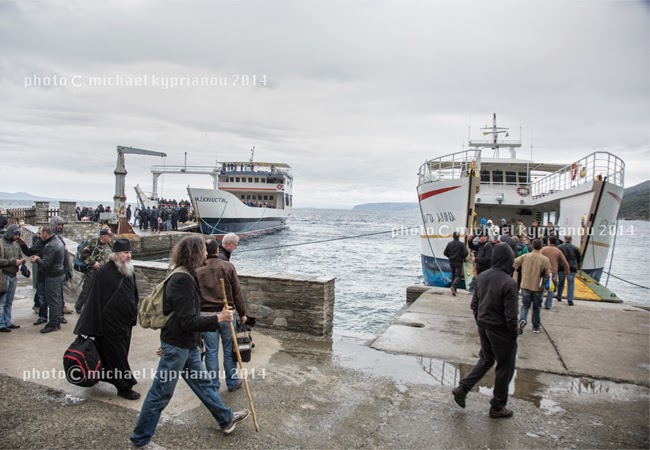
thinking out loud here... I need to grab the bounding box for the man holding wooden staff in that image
[197,238,247,392]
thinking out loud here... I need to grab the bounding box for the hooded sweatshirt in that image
[0,225,23,276]
[471,243,519,339]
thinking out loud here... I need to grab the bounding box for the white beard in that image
[114,259,135,277]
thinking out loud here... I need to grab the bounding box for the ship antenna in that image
[249,146,255,163]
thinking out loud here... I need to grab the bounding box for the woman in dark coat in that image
[74,239,140,400]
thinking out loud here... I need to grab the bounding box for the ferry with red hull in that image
[188,160,293,237]
[417,114,625,290]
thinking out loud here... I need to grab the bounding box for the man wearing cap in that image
[74,238,141,400]
[0,225,27,332]
[74,228,114,314]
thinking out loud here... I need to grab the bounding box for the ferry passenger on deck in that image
[528,220,542,242]
[452,243,519,419]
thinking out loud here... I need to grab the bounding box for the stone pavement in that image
[0,278,648,449]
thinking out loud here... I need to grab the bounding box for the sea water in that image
[233,209,650,334]
[2,201,648,334]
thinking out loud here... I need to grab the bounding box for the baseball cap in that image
[99,228,114,236]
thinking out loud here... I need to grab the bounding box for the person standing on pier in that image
[0,225,26,333]
[218,233,240,262]
[541,237,570,310]
[556,235,581,305]
[452,243,519,419]
[197,238,247,392]
[443,232,468,296]
[74,228,114,314]
[513,239,551,334]
[28,226,66,333]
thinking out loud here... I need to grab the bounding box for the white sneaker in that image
[221,409,250,435]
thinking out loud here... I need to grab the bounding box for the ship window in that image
[518,172,528,183]
[240,195,245,200]
[254,178,259,183]
[229,177,234,182]
[246,195,251,199]
[505,171,517,184]
[248,177,253,182]
[235,177,240,182]
[480,170,490,182]
[270,195,274,200]
[492,170,503,183]
[263,195,268,200]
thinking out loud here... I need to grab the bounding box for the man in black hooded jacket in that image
[452,243,519,419]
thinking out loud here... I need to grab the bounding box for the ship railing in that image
[418,150,482,185]
[151,165,220,174]
[531,152,625,200]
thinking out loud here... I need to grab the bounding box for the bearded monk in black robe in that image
[74,239,141,400]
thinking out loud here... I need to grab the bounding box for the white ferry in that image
[417,114,625,292]
[188,160,293,237]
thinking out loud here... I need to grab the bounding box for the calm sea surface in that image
[2,201,648,334]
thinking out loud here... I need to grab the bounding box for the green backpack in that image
[138,266,192,329]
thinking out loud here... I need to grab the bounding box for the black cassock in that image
[74,261,139,391]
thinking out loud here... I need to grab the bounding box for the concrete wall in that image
[21,226,335,337]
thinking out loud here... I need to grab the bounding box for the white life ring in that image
[277,184,283,190]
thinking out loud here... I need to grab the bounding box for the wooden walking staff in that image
[220,278,260,432]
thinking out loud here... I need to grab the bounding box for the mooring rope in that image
[601,271,650,290]
[236,227,420,253]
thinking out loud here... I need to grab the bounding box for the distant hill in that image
[618,181,649,220]
[353,202,419,211]
[0,192,57,201]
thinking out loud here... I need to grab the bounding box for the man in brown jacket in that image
[196,238,247,392]
[513,239,551,334]
[541,237,570,310]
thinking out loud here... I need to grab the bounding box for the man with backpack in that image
[74,228,114,314]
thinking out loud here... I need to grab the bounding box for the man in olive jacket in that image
[452,243,519,419]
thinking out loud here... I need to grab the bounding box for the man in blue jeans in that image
[0,225,25,332]
[513,239,551,334]
[130,236,249,449]
[197,238,247,392]
[557,235,581,306]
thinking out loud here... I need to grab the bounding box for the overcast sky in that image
[1,0,648,208]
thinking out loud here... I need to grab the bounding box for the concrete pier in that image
[372,287,650,386]
[0,279,648,449]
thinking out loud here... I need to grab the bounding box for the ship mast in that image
[469,113,520,159]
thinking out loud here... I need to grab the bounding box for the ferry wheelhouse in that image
[188,161,293,236]
[417,114,625,292]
